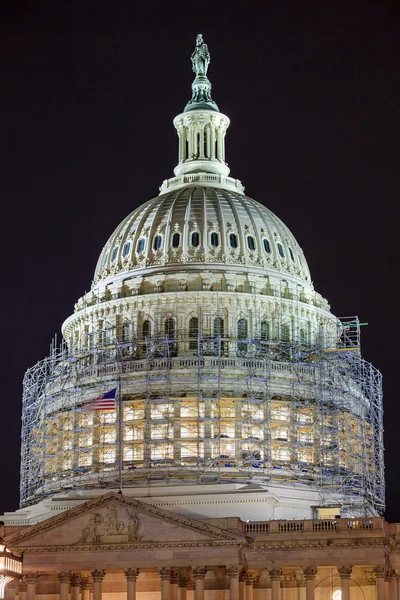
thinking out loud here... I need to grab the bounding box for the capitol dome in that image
[19,35,384,522]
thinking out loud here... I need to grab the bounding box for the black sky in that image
[1,1,399,520]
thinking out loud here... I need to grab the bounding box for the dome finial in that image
[185,34,219,112]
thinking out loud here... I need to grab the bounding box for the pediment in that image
[6,493,243,550]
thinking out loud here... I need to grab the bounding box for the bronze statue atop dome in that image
[191,34,210,78]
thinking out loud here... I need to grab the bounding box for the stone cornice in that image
[17,539,247,554]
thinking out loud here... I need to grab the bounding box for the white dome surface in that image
[94,186,312,288]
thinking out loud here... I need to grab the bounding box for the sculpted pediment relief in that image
[6,492,243,551]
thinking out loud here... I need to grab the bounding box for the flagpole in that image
[117,371,123,494]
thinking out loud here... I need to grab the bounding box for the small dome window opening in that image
[247,235,255,251]
[229,233,238,249]
[137,238,146,253]
[277,242,285,258]
[122,242,131,257]
[210,232,219,247]
[102,252,109,267]
[289,247,295,262]
[153,235,162,250]
[263,239,271,253]
[191,232,200,247]
[172,232,180,248]
[111,247,119,262]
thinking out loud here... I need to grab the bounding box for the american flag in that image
[84,388,117,411]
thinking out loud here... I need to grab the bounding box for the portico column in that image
[192,568,207,600]
[91,570,105,600]
[337,567,352,600]
[374,566,386,600]
[170,571,180,600]
[178,575,188,600]
[393,572,400,600]
[70,574,81,600]
[226,566,240,600]
[19,577,27,600]
[239,570,246,600]
[159,568,172,600]
[252,577,260,600]
[26,573,38,600]
[302,568,317,600]
[124,569,139,600]
[269,569,282,600]
[80,577,92,600]
[384,569,393,600]
[6,581,17,600]
[245,574,253,600]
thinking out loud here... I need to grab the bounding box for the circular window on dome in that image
[111,246,119,262]
[137,238,146,253]
[122,242,131,257]
[210,232,219,247]
[172,232,180,248]
[153,235,162,250]
[229,233,238,249]
[191,232,200,247]
[247,235,255,251]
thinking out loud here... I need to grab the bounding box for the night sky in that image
[1,1,399,520]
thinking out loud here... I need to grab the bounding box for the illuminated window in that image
[277,242,285,258]
[137,238,145,253]
[172,232,180,248]
[247,235,255,251]
[122,242,131,257]
[229,233,238,248]
[111,247,119,261]
[153,235,162,250]
[263,238,271,253]
[210,232,219,247]
[191,232,200,247]
[332,591,342,600]
[102,252,109,266]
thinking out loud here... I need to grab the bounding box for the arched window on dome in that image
[189,317,198,350]
[142,320,151,340]
[172,232,180,248]
[137,238,146,253]
[153,235,162,250]
[247,235,255,251]
[289,247,295,262]
[210,232,219,247]
[277,242,285,258]
[281,324,290,342]
[237,318,248,356]
[165,318,175,339]
[102,252,109,267]
[191,232,200,247]
[263,238,271,254]
[213,317,225,354]
[261,321,269,341]
[229,233,238,249]
[111,247,119,262]
[122,242,131,257]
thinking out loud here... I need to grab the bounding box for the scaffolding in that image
[20,299,384,518]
